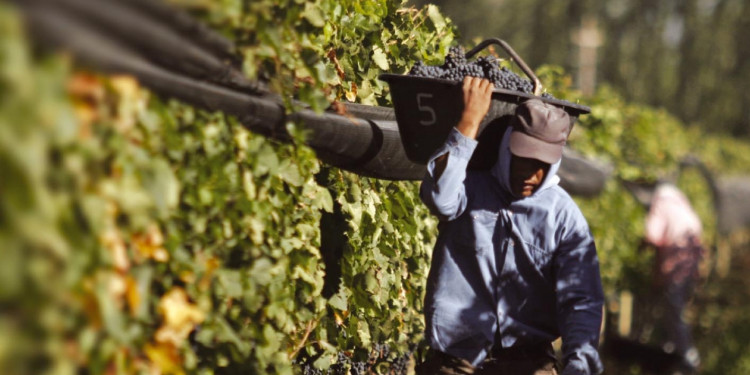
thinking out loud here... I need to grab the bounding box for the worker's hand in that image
[456,76,494,139]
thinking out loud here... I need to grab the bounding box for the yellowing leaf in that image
[125,275,140,316]
[345,90,357,102]
[107,272,128,307]
[109,75,144,134]
[132,224,169,263]
[155,288,205,347]
[100,228,130,272]
[144,343,185,375]
[345,81,358,102]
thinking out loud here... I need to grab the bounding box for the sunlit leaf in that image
[372,45,390,71]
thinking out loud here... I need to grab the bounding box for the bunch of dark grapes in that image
[390,354,410,375]
[312,351,371,375]
[301,365,324,375]
[407,61,445,80]
[373,342,390,358]
[297,345,416,375]
[327,351,350,374]
[442,46,467,69]
[350,361,367,375]
[408,45,554,99]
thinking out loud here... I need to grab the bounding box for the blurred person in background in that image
[643,182,705,374]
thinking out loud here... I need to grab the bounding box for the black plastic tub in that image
[379,38,591,165]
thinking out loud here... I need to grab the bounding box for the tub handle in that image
[465,38,543,96]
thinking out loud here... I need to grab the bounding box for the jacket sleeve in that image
[419,127,478,222]
[554,218,605,375]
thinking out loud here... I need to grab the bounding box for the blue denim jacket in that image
[420,128,604,375]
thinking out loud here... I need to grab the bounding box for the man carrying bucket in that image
[417,77,604,375]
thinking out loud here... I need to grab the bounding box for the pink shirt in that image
[645,184,703,247]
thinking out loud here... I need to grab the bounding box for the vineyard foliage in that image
[4,0,750,374]
[1,1,448,374]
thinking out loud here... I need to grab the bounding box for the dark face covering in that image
[509,155,551,198]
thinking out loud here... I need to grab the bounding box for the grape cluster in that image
[408,46,554,98]
[296,344,415,375]
[443,46,467,68]
[314,350,370,375]
[301,365,324,375]
[350,361,367,375]
[373,342,390,358]
[390,354,410,374]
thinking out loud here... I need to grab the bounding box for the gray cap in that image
[509,99,571,164]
